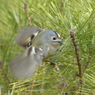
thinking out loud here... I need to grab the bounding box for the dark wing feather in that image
[16,27,44,48]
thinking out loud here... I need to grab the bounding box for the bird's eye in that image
[52,37,56,40]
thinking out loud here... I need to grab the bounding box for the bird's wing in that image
[9,47,43,79]
[16,27,44,48]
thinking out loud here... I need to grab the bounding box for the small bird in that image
[9,27,63,79]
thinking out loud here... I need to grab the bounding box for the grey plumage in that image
[9,27,62,79]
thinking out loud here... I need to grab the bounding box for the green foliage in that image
[0,0,95,94]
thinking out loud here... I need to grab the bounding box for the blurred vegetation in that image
[0,0,95,95]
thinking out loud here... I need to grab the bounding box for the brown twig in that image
[50,62,66,90]
[0,60,11,84]
[70,29,82,78]
[50,62,71,95]
[24,1,32,27]
[50,62,64,80]
[70,29,82,94]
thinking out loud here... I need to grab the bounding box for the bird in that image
[9,27,63,79]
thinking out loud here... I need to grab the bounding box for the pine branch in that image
[70,29,82,94]
[50,62,66,89]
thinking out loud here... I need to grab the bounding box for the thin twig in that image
[50,62,64,80]
[50,62,66,90]
[24,1,32,27]
[70,29,82,94]
[50,62,70,95]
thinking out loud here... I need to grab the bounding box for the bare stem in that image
[24,2,32,27]
[50,62,64,80]
[50,62,66,90]
[70,29,82,93]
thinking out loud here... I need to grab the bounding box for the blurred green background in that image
[0,0,95,94]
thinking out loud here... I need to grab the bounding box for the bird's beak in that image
[56,38,63,45]
[58,41,63,45]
